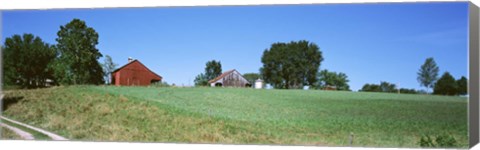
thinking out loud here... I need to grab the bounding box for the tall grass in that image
[1,86,468,147]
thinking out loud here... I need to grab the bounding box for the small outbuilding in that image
[208,69,251,87]
[111,58,162,86]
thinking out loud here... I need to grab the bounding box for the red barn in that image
[111,58,162,86]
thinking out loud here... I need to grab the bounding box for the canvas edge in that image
[0,10,3,138]
[469,1,480,148]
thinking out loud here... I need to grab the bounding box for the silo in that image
[254,79,264,89]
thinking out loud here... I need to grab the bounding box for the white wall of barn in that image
[210,70,249,87]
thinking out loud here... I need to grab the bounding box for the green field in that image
[1,86,468,147]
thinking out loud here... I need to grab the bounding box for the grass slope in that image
[2,86,467,147]
[1,126,22,140]
[1,119,51,140]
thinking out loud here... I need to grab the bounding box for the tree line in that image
[355,58,467,96]
[250,40,467,96]
[3,18,117,88]
[417,57,467,96]
[193,40,352,90]
[10,18,463,96]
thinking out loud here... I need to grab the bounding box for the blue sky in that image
[2,2,469,91]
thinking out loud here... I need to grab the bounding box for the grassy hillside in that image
[1,118,51,140]
[1,86,467,147]
[1,126,22,140]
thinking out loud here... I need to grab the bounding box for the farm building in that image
[111,58,162,86]
[208,69,251,87]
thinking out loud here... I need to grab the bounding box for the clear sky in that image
[1,2,469,91]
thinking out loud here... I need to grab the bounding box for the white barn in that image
[208,69,251,87]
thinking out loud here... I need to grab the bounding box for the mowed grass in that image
[2,85,467,147]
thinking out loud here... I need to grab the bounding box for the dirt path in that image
[1,116,68,140]
[1,123,35,140]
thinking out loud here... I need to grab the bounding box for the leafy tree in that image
[360,84,381,92]
[433,72,458,96]
[194,60,222,87]
[54,18,104,85]
[360,81,397,93]
[205,60,222,81]
[417,57,439,94]
[379,81,397,93]
[194,73,208,86]
[260,40,323,89]
[456,76,467,95]
[243,73,261,85]
[399,88,418,94]
[102,55,118,85]
[3,34,57,88]
[316,69,350,91]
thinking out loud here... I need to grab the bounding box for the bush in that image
[419,135,435,147]
[436,134,457,147]
[420,134,457,148]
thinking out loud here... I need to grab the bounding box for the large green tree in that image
[316,69,350,91]
[194,60,222,86]
[417,57,439,94]
[102,55,118,85]
[3,34,56,88]
[54,18,104,85]
[194,73,208,86]
[205,60,222,81]
[260,40,323,89]
[433,72,458,96]
[456,76,468,95]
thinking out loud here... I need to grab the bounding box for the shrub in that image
[419,135,435,147]
[420,134,457,148]
[435,134,457,147]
